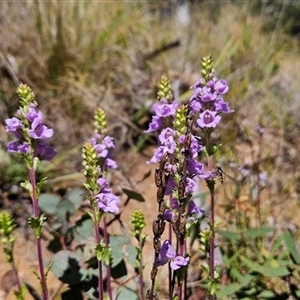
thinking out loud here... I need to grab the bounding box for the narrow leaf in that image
[122,188,145,202]
[242,227,273,238]
[283,231,300,264]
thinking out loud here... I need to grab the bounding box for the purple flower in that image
[163,209,174,222]
[94,144,108,158]
[34,140,57,161]
[185,178,197,194]
[157,240,189,270]
[29,117,54,139]
[7,141,29,154]
[152,99,178,117]
[97,178,110,192]
[5,117,23,132]
[178,134,202,158]
[188,200,204,217]
[207,80,215,88]
[164,176,177,195]
[26,105,40,122]
[147,133,176,164]
[189,135,202,158]
[147,146,164,164]
[190,98,202,113]
[145,116,164,133]
[162,136,176,154]
[97,177,106,186]
[158,127,176,143]
[192,78,205,89]
[214,98,234,114]
[196,110,221,129]
[164,163,177,176]
[5,117,23,138]
[105,158,117,170]
[202,86,217,102]
[170,197,179,209]
[187,160,205,176]
[199,169,217,180]
[89,134,117,170]
[95,178,120,214]
[171,256,190,271]
[96,192,120,214]
[214,79,229,94]
[103,136,115,148]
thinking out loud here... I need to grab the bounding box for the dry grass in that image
[1,1,300,210]
[1,0,299,204]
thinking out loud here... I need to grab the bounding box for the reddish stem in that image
[29,168,48,300]
[209,190,215,300]
[103,216,113,300]
[92,208,103,300]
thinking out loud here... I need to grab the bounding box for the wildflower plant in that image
[82,108,120,300]
[131,209,147,300]
[5,84,57,300]
[0,211,26,300]
[146,57,233,299]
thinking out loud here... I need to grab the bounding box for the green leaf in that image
[271,234,284,253]
[116,286,139,300]
[39,193,61,215]
[111,258,127,279]
[283,230,300,264]
[137,170,151,183]
[218,230,240,241]
[125,244,138,267]
[36,177,48,196]
[244,287,257,296]
[51,250,83,285]
[242,227,273,238]
[122,188,145,202]
[230,268,243,280]
[55,198,76,223]
[65,187,86,210]
[257,290,277,298]
[28,214,46,238]
[240,274,256,286]
[224,250,241,265]
[110,235,130,267]
[73,216,93,242]
[217,283,241,298]
[20,180,32,195]
[240,256,291,277]
[217,274,255,297]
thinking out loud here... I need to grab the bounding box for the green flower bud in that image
[82,142,99,193]
[173,104,188,135]
[201,56,214,83]
[17,83,36,107]
[157,75,173,103]
[131,210,146,238]
[0,211,16,238]
[94,108,107,135]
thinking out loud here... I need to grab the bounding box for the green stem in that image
[138,237,145,300]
